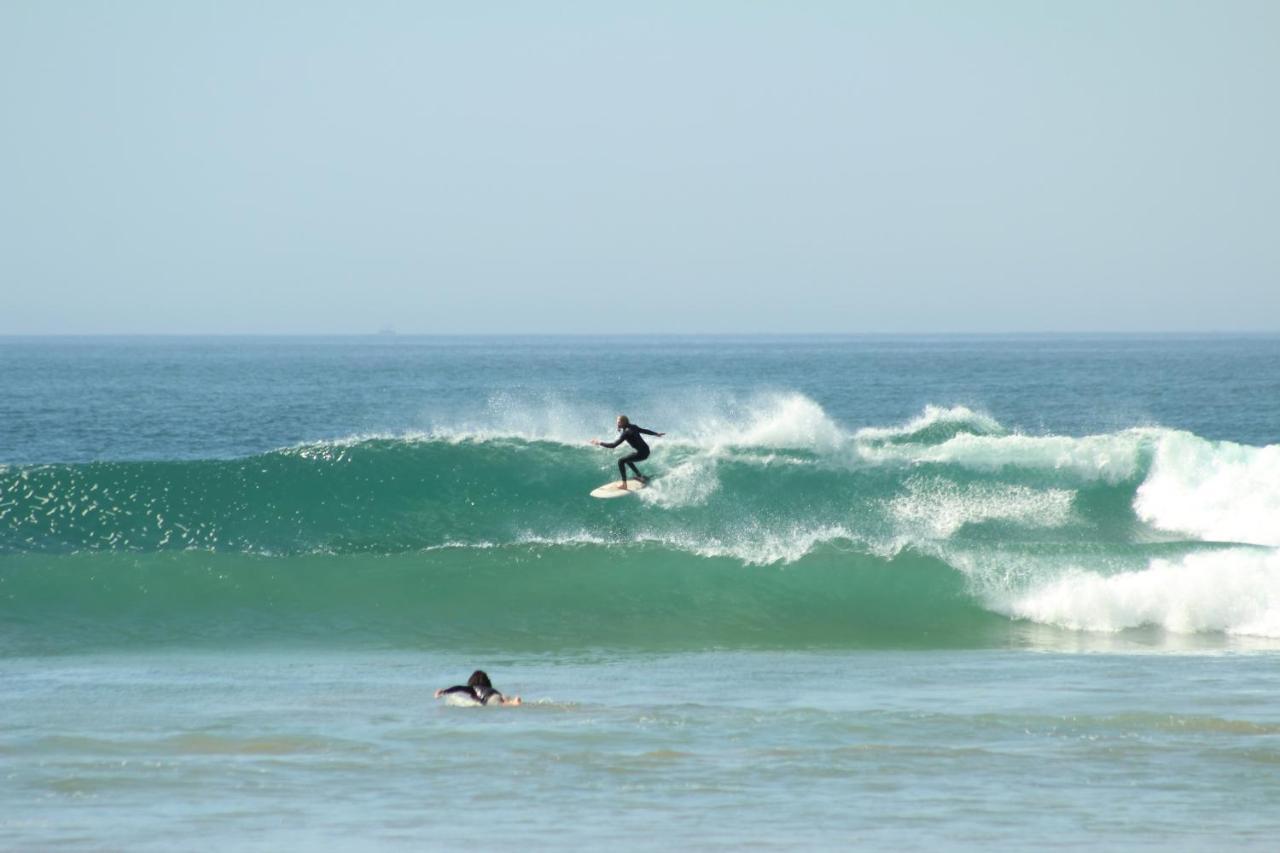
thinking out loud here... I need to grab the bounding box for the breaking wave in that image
[3,395,1278,649]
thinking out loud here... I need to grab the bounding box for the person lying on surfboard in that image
[434,670,521,706]
[590,414,664,489]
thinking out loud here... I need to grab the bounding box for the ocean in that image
[2,334,1279,850]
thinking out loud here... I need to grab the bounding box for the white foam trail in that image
[283,432,433,453]
[501,526,862,566]
[1135,432,1280,547]
[999,548,1280,638]
[889,476,1076,538]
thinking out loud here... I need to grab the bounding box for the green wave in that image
[5,427,1276,652]
[0,545,1013,654]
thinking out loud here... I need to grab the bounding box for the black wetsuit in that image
[602,424,660,482]
[438,684,504,705]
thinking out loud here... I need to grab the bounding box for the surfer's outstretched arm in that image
[593,436,624,449]
[637,428,664,437]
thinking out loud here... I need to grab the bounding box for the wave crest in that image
[4,398,1280,644]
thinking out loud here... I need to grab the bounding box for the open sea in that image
[2,334,1279,850]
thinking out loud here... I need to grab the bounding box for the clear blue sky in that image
[2,1,1277,334]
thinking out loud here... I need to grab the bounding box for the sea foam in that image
[1000,548,1280,638]
[1135,431,1280,547]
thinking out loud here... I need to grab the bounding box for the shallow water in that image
[5,649,1280,850]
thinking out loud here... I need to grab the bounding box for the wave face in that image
[3,396,1279,650]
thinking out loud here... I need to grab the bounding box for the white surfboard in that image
[590,479,647,499]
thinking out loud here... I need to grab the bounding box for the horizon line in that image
[2,330,1279,339]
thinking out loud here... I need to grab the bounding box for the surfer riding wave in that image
[591,415,665,489]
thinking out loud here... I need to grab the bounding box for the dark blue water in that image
[4,334,1278,464]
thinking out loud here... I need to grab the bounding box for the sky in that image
[1,1,1277,334]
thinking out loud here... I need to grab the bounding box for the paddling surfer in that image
[434,670,521,706]
[591,415,665,489]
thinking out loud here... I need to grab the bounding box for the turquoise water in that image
[3,336,1280,849]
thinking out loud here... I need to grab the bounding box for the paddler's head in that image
[616,414,630,430]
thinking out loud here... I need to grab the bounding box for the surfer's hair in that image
[467,670,493,689]
[617,414,630,427]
